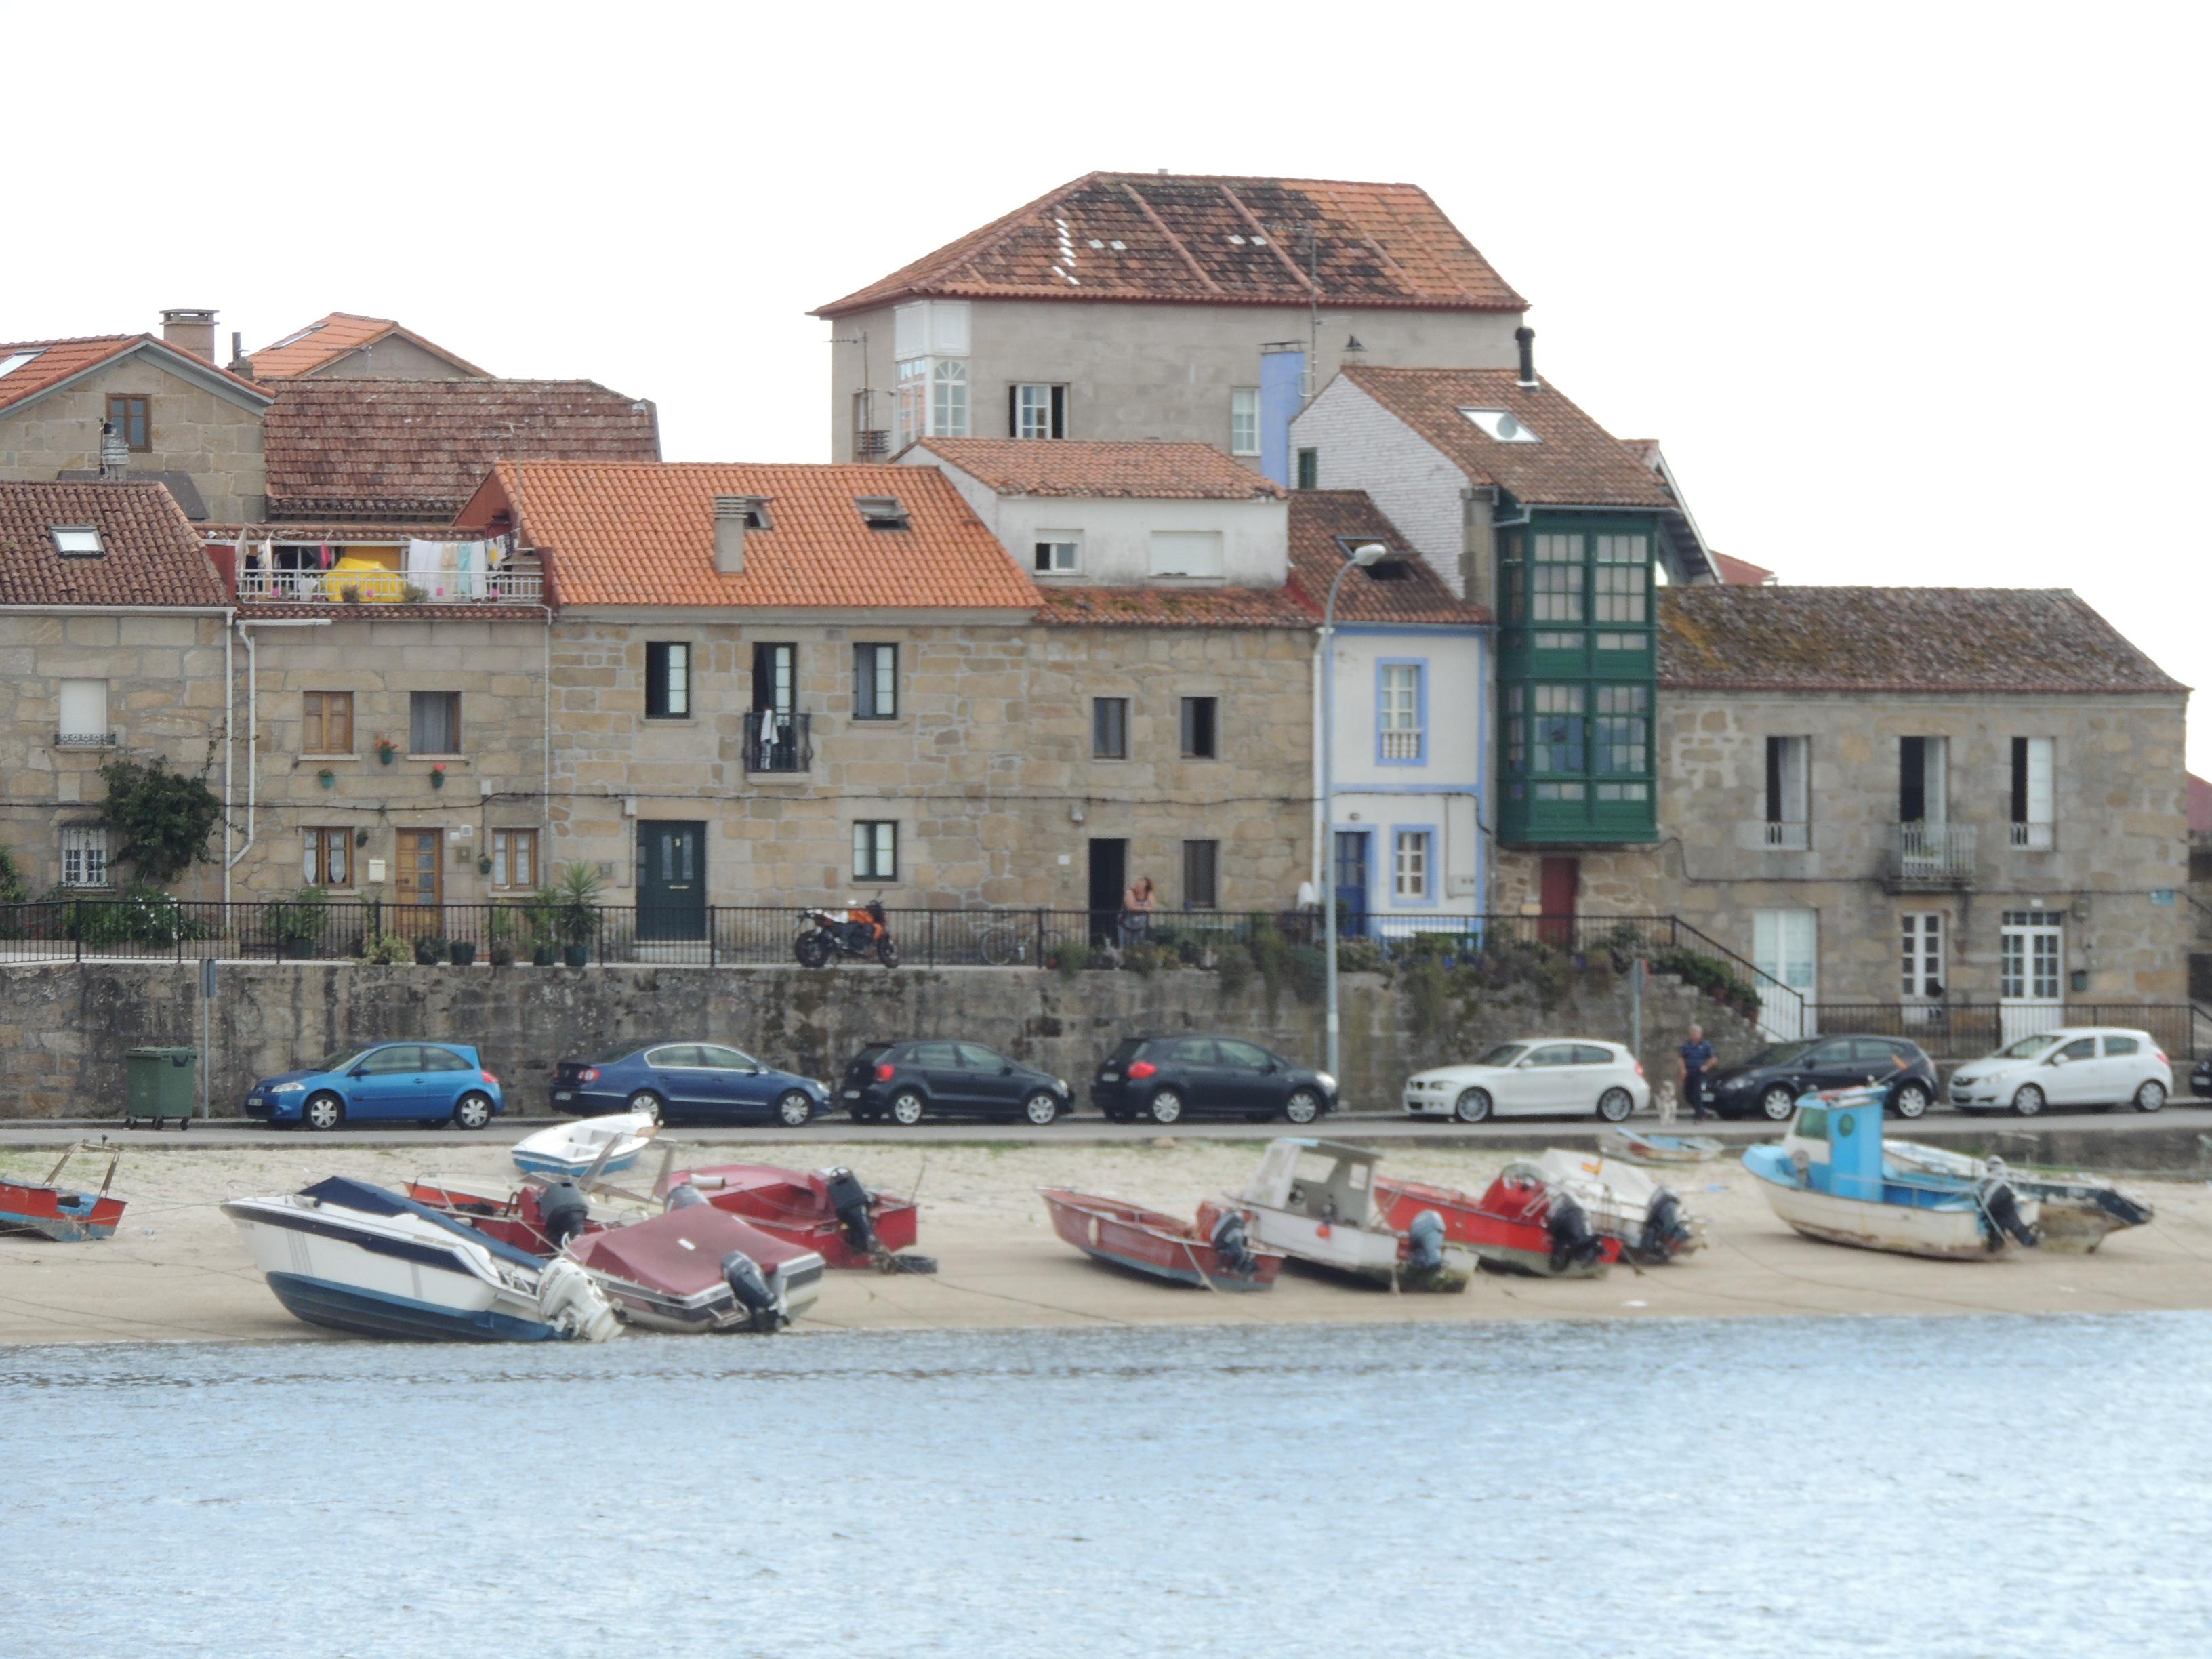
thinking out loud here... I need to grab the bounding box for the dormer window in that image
[50,527,103,556]
[1338,537,1410,579]
[855,497,909,530]
[1459,408,1539,443]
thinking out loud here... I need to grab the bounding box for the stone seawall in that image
[0,960,1761,1119]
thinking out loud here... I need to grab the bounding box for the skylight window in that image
[266,323,327,350]
[0,349,42,378]
[50,527,104,556]
[854,496,909,530]
[1460,408,1539,443]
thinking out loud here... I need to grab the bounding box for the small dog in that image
[1654,1082,1679,1126]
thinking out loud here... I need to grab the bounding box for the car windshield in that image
[1742,1042,1814,1068]
[1996,1035,2059,1060]
[315,1048,373,1074]
[1474,1044,1525,1067]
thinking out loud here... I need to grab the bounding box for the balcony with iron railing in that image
[2009,821,2054,851]
[1890,821,1977,888]
[1761,819,1809,852]
[744,710,811,773]
[53,731,117,750]
[236,567,544,605]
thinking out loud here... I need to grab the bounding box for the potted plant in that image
[556,861,601,968]
[266,886,328,958]
[487,906,516,968]
[525,888,560,966]
[478,855,493,876]
[316,767,336,790]
[373,736,398,766]
[413,934,446,966]
[448,937,477,966]
[429,764,447,791]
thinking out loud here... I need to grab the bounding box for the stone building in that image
[246,313,489,382]
[813,171,1528,481]
[1486,585,2193,1032]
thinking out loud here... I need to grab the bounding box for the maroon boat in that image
[1376,1170,1620,1279]
[565,1193,827,1333]
[405,1178,604,1257]
[1040,1187,1284,1291]
[661,1163,920,1270]
[1,1143,127,1242]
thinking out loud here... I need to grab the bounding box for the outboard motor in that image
[537,1179,590,1250]
[1405,1210,1447,1275]
[1981,1181,2040,1250]
[1546,1193,1603,1273]
[1641,1188,1691,1261]
[720,1250,785,1333]
[821,1166,876,1257]
[1210,1208,1258,1277]
[665,1183,709,1212]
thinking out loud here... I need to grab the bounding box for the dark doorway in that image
[638,821,706,941]
[1333,830,1370,938]
[1088,838,1127,946]
[1539,855,1579,948]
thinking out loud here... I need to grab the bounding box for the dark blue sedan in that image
[550,1042,832,1127]
[243,1043,506,1131]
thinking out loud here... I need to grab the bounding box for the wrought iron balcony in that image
[236,567,544,605]
[744,710,811,774]
[1762,820,1809,852]
[1892,821,1977,886]
[2010,821,2054,851]
[53,731,117,749]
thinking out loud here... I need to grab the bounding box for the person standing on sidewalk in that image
[1678,1025,1717,1124]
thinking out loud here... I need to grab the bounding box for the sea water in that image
[3,1315,2209,1656]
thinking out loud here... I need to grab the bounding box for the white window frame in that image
[491,827,537,890]
[60,825,108,888]
[1148,531,1223,578]
[854,643,899,720]
[1033,533,1081,575]
[1765,735,1809,850]
[1378,663,1423,762]
[1230,387,1261,456]
[2012,737,2054,849]
[931,359,969,438]
[1392,830,1431,901]
[58,678,108,744]
[1900,911,1943,1000]
[1012,383,1066,441]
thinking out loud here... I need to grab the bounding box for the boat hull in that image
[0,1186,125,1242]
[1377,1177,1618,1279]
[1881,1140,2148,1255]
[510,1113,655,1181]
[1745,1167,2021,1260]
[1598,1129,1724,1166]
[566,1208,825,1334]
[670,1164,920,1270]
[265,1271,569,1342]
[1041,1189,1282,1290]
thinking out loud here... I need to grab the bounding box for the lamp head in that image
[1349,541,1389,567]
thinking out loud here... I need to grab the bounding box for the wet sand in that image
[6,1136,2212,1344]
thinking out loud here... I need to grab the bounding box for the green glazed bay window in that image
[1498,514,1659,842]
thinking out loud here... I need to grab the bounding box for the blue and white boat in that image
[222,1176,621,1342]
[1742,1088,2041,1261]
[510,1111,657,1180]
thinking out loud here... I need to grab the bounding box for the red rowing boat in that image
[1376,1168,1620,1279]
[1040,1187,1284,1290]
[0,1142,126,1242]
[405,1179,605,1257]
[661,1164,919,1271]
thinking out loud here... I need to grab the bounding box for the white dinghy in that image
[511,1111,657,1180]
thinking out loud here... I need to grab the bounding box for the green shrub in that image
[0,844,27,907]
[1404,955,1456,1038]
[97,758,221,884]
[41,882,205,946]
[1334,937,1386,975]
[1216,944,1255,997]
[1048,941,1093,979]
[358,932,413,966]
[1287,943,1326,1004]
[1122,941,1166,977]
[264,886,329,951]
[1650,947,1764,1019]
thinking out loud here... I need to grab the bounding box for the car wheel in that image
[775,1090,815,1128]
[2011,1084,2044,1118]
[1454,1088,1492,1124]
[890,1090,927,1126]
[1759,1086,1797,1122]
[1023,1091,1061,1127]
[304,1091,344,1132]
[1892,1084,1930,1120]
[1282,1089,1322,1126]
[1147,1088,1185,1126]
[2134,1080,2167,1114]
[1597,1088,1634,1124]
[627,1090,665,1126]
[452,1092,495,1132]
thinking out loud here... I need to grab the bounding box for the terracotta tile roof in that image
[247,312,490,380]
[1659,588,2188,695]
[1286,491,1485,625]
[263,380,659,519]
[816,172,1525,316]
[1342,366,1672,508]
[0,333,272,415]
[913,438,1284,499]
[1712,552,1775,586]
[457,462,1041,611]
[1033,583,1313,629]
[2188,772,2212,836]
[0,480,225,605]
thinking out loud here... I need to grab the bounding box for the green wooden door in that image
[637,821,705,941]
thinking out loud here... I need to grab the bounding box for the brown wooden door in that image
[1538,856,1578,949]
[394,830,443,936]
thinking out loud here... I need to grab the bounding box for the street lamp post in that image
[1320,541,1390,1086]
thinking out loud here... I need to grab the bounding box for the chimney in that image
[228,330,254,379]
[1514,325,1538,389]
[160,308,218,362]
[99,419,129,479]
[714,495,765,574]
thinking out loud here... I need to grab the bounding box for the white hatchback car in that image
[1403,1040,1650,1124]
[1948,1027,2173,1116]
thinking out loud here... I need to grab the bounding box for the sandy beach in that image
[7,1135,2212,1344]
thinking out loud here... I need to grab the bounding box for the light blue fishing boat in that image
[1742,1086,2041,1260]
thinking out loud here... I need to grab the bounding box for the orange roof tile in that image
[0,480,226,605]
[458,462,1042,611]
[1286,492,1485,625]
[0,333,272,416]
[816,172,1525,316]
[913,439,1284,499]
[1712,552,1776,586]
[1032,583,1313,629]
[248,312,490,380]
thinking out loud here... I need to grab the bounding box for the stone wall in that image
[0,358,267,522]
[0,957,1761,1120]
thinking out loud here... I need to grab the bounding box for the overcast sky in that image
[18,1,2206,770]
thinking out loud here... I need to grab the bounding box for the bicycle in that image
[977,919,1030,967]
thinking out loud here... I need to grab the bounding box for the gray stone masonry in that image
[0,359,267,522]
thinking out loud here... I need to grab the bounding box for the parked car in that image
[1948,1028,2173,1116]
[840,1041,1072,1125]
[244,1042,504,1131]
[2192,1057,2212,1101]
[1092,1036,1337,1126]
[549,1042,832,1127]
[1402,1040,1647,1124]
[1706,1035,1940,1122]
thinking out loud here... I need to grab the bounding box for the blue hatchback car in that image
[244,1043,506,1131]
[550,1042,832,1127]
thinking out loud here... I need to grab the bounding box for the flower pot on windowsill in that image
[374,741,397,766]
[448,940,476,966]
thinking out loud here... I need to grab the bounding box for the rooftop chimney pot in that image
[161,308,218,363]
[713,495,766,575]
[1514,325,1537,389]
[228,330,253,378]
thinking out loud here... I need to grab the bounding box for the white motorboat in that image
[1532,1147,1704,1263]
[222,1176,622,1342]
[1883,1139,2151,1254]
[1228,1139,1471,1289]
[512,1111,657,1180]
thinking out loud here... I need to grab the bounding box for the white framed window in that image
[932,359,968,437]
[895,358,927,449]
[1230,388,1261,456]
[1764,736,1809,849]
[1148,531,1223,577]
[491,828,538,890]
[1011,383,1067,440]
[1900,912,1943,999]
[1392,830,1431,900]
[853,643,898,720]
[853,821,898,881]
[50,526,103,556]
[2000,910,2062,1003]
[1033,533,1081,575]
[57,678,108,745]
[1378,663,1423,762]
[60,825,108,888]
[2011,737,2053,849]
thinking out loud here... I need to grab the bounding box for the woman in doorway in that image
[1119,876,1157,949]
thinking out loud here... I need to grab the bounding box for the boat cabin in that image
[1781,1088,1888,1202]
[1241,1139,1383,1227]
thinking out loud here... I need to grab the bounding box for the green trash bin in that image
[123,1047,199,1131]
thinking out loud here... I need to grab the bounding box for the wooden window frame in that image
[106,394,150,453]
[303,691,354,756]
[490,827,538,891]
[302,827,353,890]
[1092,697,1129,761]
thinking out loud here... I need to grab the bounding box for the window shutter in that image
[1050,384,1066,439]
[2025,737,2053,826]
[1765,737,1783,823]
[1008,386,1019,438]
[1899,737,1925,823]
[2009,737,2027,823]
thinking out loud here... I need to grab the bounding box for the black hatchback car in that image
[1092,1036,1338,1126]
[840,1040,1073,1126]
[1706,1034,1940,1122]
[2191,1057,2211,1101]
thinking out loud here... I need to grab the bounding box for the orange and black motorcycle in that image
[794,897,899,969]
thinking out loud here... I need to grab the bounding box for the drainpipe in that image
[226,619,334,883]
